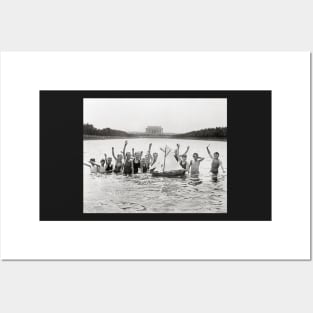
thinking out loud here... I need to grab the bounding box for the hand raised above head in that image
[125,140,128,145]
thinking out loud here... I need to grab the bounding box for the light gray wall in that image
[0,1,312,313]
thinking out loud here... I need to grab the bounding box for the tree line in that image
[83,123,133,137]
[84,124,227,138]
[172,127,227,138]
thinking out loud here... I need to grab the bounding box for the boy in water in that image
[112,147,124,173]
[206,145,225,179]
[189,153,204,175]
[174,144,190,162]
[174,144,190,170]
[122,140,134,175]
[140,157,149,173]
[104,154,114,173]
[132,151,142,174]
[138,143,152,173]
[83,158,100,173]
[99,158,106,173]
[130,145,144,174]
[179,154,189,170]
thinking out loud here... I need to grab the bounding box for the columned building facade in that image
[145,126,163,135]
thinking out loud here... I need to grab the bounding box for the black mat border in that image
[40,91,271,221]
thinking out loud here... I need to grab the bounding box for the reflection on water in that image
[84,138,227,213]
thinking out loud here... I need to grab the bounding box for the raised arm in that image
[112,147,117,160]
[198,157,205,162]
[132,148,135,157]
[104,153,108,163]
[182,145,190,156]
[122,140,127,160]
[147,143,152,164]
[176,144,180,156]
[83,162,91,168]
[206,145,213,159]
[151,153,157,166]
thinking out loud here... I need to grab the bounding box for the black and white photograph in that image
[4,51,308,262]
[83,98,227,213]
[1,2,312,312]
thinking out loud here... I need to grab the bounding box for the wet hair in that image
[90,158,96,162]
[193,153,198,158]
[182,154,187,159]
[100,159,105,163]
[214,152,220,157]
[107,157,112,161]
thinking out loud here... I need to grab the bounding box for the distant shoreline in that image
[83,135,226,141]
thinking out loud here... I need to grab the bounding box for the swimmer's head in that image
[90,158,96,165]
[126,152,131,159]
[192,153,198,160]
[153,152,158,157]
[134,152,141,159]
[213,152,219,159]
[181,154,187,161]
[107,157,112,164]
[100,159,105,166]
[117,154,123,160]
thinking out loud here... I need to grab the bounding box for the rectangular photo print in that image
[83,98,227,214]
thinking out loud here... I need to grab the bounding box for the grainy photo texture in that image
[83,98,227,213]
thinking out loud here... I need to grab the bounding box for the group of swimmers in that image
[84,140,225,178]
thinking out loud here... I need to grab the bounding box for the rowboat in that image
[151,169,186,177]
[150,145,185,178]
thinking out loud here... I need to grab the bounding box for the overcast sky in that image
[84,98,227,133]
